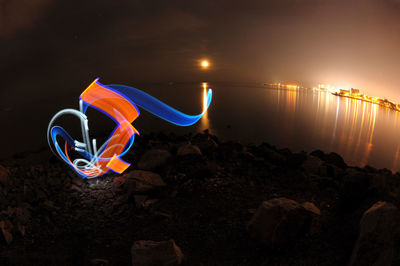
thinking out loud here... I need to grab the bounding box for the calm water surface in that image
[2,82,400,171]
[207,84,400,171]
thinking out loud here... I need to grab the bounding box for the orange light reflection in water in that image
[330,96,378,166]
[271,86,385,168]
[281,87,298,143]
[200,82,210,131]
[392,110,400,170]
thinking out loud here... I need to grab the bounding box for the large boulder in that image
[0,165,10,185]
[310,150,347,168]
[0,219,13,245]
[123,170,166,194]
[218,141,246,160]
[324,152,347,169]
[258,144,286,164]
[341,168,370,209]
[285,152,307,168]
[177,143,202,157]
[131,239,183,266]
[349,201,400,266]
[138,149,172,171]
[301,156,324,175]
[191,133,218,154]
[247,197,320,246]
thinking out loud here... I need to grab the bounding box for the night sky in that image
[2,0,400,109]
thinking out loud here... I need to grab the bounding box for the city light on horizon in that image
[269,81,400,113]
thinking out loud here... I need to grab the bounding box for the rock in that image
[364,165,378,173]
[42,200,57,212]
[142,199,159,209]
[151,211,172,220]
[341,168,370,209]
[89,258,109,265]
[325,152,347,169]
[0,220,13,245]
[301,202,321,233]
[278,148,292,157]
[177,143,202,157]
[134,195,148,208]
[191,133,218,154]
[286,152,307,168]
[217,141,245,160]
[307,162,343,181]
[183,161,217,179]
[133,194,158,209]
[17,223,25,236]
[124,170,166,194]
[301,202,321,215]
[240,151,256,161]
[200,138,218,154]
[224,141,246,153]
[312,175,338,190]
[349,201,400,266]
[310,149,325,159]
[369,172,391,197]
[138,149,172,171]
[70,184,83,193]
[71,176,84,186]
[309,150,346,168]
[258,144,286,164]
[131,239,183,266]
[301,156,323,175]
[379,168,393,175]
[23,182,35,201]
[0,165,10,185]
[247,198,320,246]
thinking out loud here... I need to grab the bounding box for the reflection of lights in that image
[200,82,211,130]
[331,97,340,144]
[393,146,400,170]
[202,82,208,111]
[285,86,297,112]
[336,97,377,166]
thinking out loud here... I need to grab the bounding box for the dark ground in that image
[0,130,398,265]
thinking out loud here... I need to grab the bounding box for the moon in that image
[201,60,209,69]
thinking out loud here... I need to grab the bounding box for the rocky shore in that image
[0,131,399,265]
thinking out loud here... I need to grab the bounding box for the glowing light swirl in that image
[47,78,212,179]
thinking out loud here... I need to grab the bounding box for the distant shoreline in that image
[331,92,400,112]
